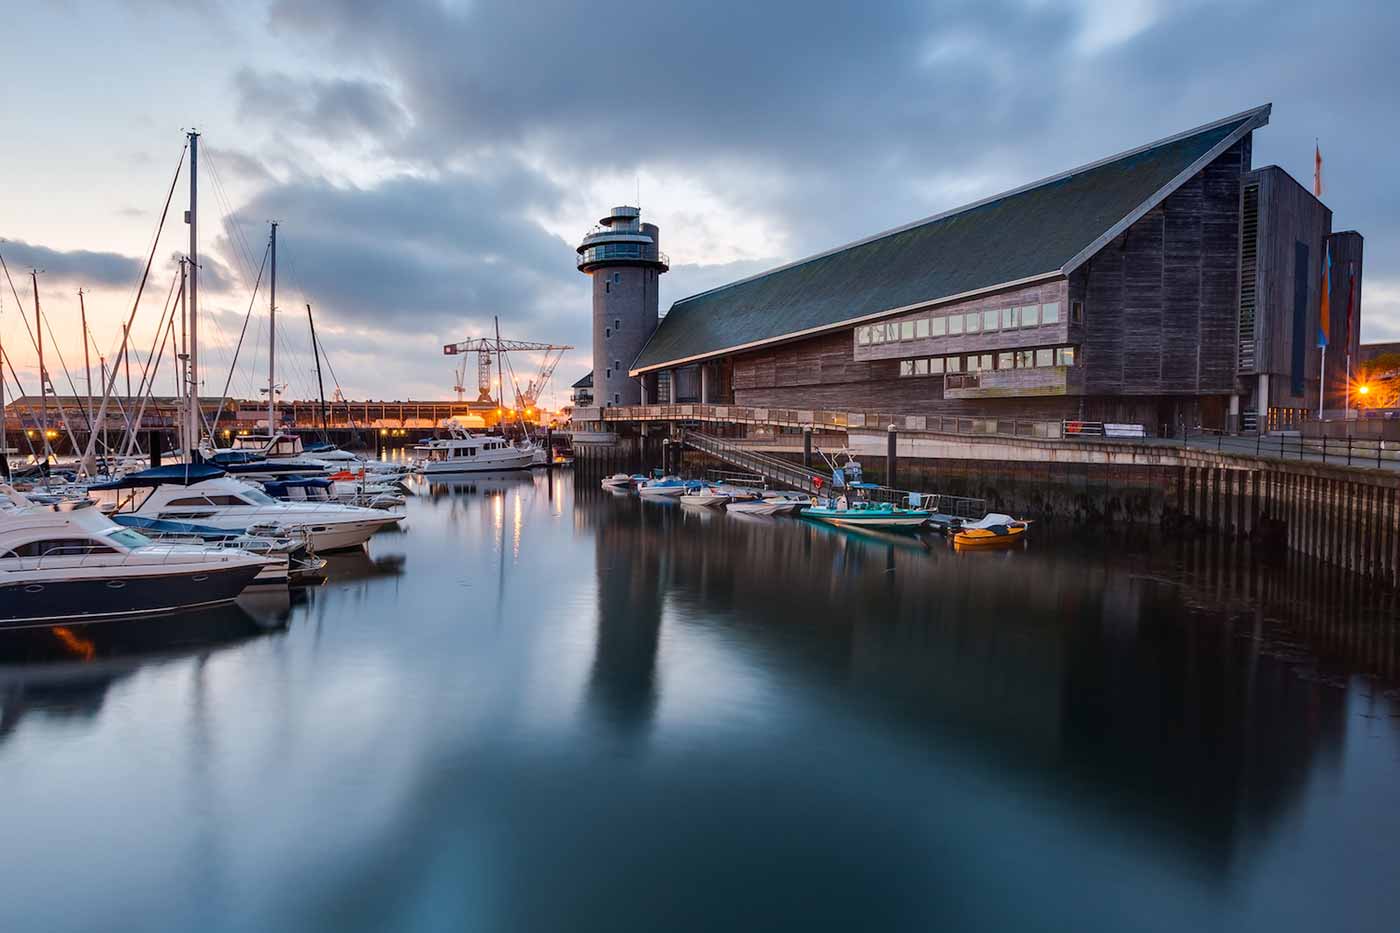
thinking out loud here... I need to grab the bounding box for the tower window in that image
[605,281,610,293]
[605,368,611,378]
[614,360,621,371]
[613,272,621,284]
[614,393,620,404]
[1071,300,1084,323]
[614,318,620,329]
[605,328,611,338]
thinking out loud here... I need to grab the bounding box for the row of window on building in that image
[898,345,1077,377]
[858,301,1082,346]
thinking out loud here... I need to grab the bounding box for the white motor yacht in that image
[88,464,402,552]
[0,486,268,627]
[413,422,533,474]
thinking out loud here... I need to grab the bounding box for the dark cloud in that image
[234,68,409,143]
[0,239,144,288]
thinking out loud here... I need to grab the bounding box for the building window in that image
[856,326,871,346]
[979,353,994,371]
[871,325,886,344]
[1020,305,1039,327]
[1001,307,1019,329]
[931,316,947,337]
[900,321,915,341]
[605,282,610,293]
[1015,349,1034,368]
[614,360,621,371]
[1041,302,1060,324]
[929,357,944,375]
[615,318,621,329]
[965,354,981,372]
[605,368,611,378]
[983,309,999,331]
[614,393,620,403]
[947,315,963,336]
[964,312,980,334]
[914,318,929,339]
[900,360,915,377]
[1056,347,1076,366]
[997,351,1015,370]
[605,328,611,338]
[1070,301,1083,323]
[945,355,962,373]
[914,358,929,375]
[1035,348,1054,367]
[613,272,621,284]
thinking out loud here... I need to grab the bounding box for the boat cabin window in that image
[9,538,119,557]
[207,495,254,506]
[238,487,278,505]
[168,496,216,507]
[103,528,152,549]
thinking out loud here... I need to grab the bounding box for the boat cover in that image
[88,463,227,489]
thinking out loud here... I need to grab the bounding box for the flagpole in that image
[1319,344,1326,419]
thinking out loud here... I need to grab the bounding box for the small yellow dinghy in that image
[952,513,1031,550]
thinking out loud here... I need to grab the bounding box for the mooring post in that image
[544,427,553,471]
[886,423,897,489]
[803,427,812,470]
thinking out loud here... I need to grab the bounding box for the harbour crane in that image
[443,329,573,411]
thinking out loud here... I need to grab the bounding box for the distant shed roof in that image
[633,105,1270,373]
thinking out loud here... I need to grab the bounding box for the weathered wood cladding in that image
[1070,137,1249,398]
[1324,230,1364,411]
[852,280,1072,362]
[1246,166,1332,408]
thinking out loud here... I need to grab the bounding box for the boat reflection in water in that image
[0,604,285,742]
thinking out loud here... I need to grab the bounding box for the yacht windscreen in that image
[239,487,278,505]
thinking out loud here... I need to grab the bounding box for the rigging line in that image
[203,149,259,276]
[0,350,44,460]
[80,140,187,472]
[0,256,85,455]
[38,305,95,440]
[118,269,180,458]
[121,285,182,459]
[208,240,269,437]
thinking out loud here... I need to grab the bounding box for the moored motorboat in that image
[951,513,1031,549]
[0,486,268,627]
[412,422,533,474]
[638,476,698,498]
[802,500,931,529]
[88,464,403,552]
[727,494,804,516]
[679,486,731,508]
[600,473,634,489]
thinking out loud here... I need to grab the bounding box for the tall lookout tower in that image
[577,206,668,407]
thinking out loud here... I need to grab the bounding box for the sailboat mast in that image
[0,286,6,479]
[32,270,50,463]
[268,221,278,434]
[187,130,200,460]
[79,288,92,434]
[307,303,328,435]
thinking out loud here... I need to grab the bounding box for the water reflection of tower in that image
[576,206,668,408]
[587,506,666,733]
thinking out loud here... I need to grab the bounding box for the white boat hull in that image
[419,451,534,474]
[727,499,802,516]
[806,513,928,528]
[638,485,688,497]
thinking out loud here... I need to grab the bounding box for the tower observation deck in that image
[577,206,668,407]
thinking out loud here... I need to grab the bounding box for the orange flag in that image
[1314,143,1323,197]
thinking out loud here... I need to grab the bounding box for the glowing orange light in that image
[52,626,96,661]
[526,408,534,416]
[1358,384,1371,395]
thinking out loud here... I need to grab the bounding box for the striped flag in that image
[1317,241,1332,348]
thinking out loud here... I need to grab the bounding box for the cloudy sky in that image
[3,0,1397,406]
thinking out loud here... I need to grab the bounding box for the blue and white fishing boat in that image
[638,476,700,498]
[802,500,932,529]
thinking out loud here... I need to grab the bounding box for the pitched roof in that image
[571,371,593,389]
[633,105,1270,373]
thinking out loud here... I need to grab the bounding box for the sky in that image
[2,0,1398,407]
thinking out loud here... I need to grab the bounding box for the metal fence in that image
[1183,427,1400,470]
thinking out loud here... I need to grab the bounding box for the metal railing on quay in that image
[1182,427,1400,470]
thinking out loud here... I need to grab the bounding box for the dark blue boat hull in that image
[0,564,264,628]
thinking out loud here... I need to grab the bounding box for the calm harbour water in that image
[2,468,1399,932]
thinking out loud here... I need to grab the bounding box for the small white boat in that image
[727,495,803,516]
[600,473,634,489]
[638,476,696,498]
[680,487,731,508]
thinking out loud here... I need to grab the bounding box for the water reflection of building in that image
[572,483,1382,868]
[585,492,667,733]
